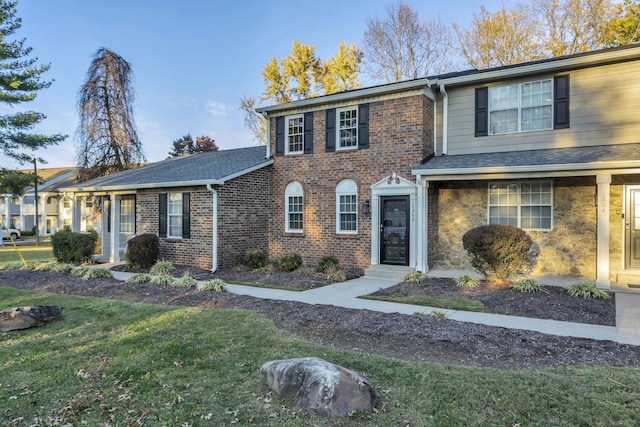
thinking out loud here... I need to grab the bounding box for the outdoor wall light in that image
[362,200,371,214]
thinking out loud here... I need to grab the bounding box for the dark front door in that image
[380,196,409,265]
[627,188,640,268]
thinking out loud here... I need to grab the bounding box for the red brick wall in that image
[135,168,269,270]
[268,94,434,270]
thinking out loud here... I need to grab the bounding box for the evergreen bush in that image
[126,233,159,269]
[462,224,533,283]
[279,251,303,272]
[51,229,98,264]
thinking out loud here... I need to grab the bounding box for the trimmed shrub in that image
[150,260,174,276]
[317,255,340,273]
[51,229,98,264]
[510,278,548,293]
[126,234,159,269]
[198,278,228,292]
[244,249,267,269]
[456,274,480,288]
[568,282,610,299]
[462,224,533,283]
[279,251,302,272]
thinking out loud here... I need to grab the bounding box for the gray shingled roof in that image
[62,146,272,191]
[414,143,640,175]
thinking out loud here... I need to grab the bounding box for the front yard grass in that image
[1,286,639,426]
[362,294,491,312]
[0,240,54,266]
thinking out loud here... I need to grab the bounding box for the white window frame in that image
[168,192,183,238]
[488,181,553,231]
[489,79,553,135]
[285,182,303,233]
[336,106,358,150]
[119,196,135,234]
[336,179,358,234]
[285,114,304,155]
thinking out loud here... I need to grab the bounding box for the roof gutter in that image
[205,183,219,273]
[439,84,448,156]
[261,110,270,158]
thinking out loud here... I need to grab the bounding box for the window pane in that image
[288,196,303,230]
[287,116,304,153]
[339,194,357,232]
[168,193,183,237]
[338,108,358,148]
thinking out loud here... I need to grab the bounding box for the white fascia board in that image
[60,159,274,193]
[433,46,640,87]
[412,161,640,180]
[256,80,434,114]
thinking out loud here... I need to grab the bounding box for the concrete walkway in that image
[108,268,640,346]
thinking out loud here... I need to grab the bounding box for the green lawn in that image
[0,239,54,266]
[1,286,638,426]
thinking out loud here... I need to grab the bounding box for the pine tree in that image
[0,0,66,164]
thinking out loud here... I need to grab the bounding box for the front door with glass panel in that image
[380,196,409,265]
[626,187,640,268]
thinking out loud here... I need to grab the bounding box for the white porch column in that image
[415,177,429,273]
[596,173,611,288]
[109,194,121,263]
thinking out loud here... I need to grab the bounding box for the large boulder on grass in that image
[0,306,63,332]
[260,357,380,418]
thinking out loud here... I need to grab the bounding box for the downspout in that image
[261,111,270,159]
[439,83,448,156]
[206,183,219,272]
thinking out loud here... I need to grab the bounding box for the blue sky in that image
[4,0,503,170]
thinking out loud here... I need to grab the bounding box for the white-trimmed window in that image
[285,114,304,154]
[337,106,358,149]
[168,192,183,238]
[285,182,303,233]
[489,79,552,135]
[336,179,357,233]
[488,181,553,230]
[119,196,135,234]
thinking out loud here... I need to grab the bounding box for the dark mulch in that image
[1,269,638,370]
[369,279,616,326]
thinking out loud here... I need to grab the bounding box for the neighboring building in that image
[0,167,78,235]
[61,146,272,271]
[257,45,640,289]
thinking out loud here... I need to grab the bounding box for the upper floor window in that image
[489,79,552,135]
[285,114,304,154]
[63,199,71,208]
[476,75,569,137]
[46,196,54,205]
[488,181,552,231]
[285,181,303,233]
[337,106,358,149]
[336,179,357,234]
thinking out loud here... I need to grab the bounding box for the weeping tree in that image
[76,48,145,181]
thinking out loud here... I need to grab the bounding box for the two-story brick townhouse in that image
[256,78,435,273]
[61,146,273,271]
[258,44,640,289]
[415,44,640,289]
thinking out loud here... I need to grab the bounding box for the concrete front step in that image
[364,265,414,281]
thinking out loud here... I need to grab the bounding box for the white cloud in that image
[205,100,228,117]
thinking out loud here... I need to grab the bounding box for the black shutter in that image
[358,103,369,149]
[475,87,489,137]
[275,116,285,156]
[325,108,336,152]
[303,112,313,154]
[554,75,570,129]
[158,193,167,238]
[182,192,190,239]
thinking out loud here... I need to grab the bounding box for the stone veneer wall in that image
[432,177,598,278]
[268,94,434,271]
[136,168,270,270]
